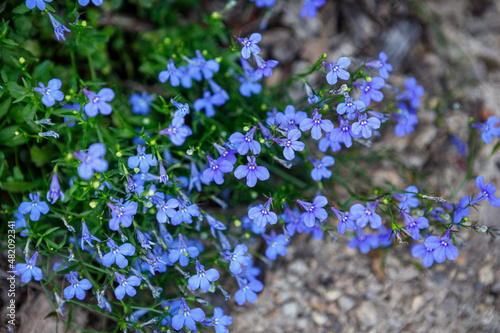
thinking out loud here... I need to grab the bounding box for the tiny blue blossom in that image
[114,272,141,300]
[128,145,157,173]
[159,116,193,146]
[222,244,251,275]
[194,90,217,117]
[238,33,262,59]
[47,13,71,41]
[159,59,182,86]
[188,261,220,292]
[471,176,500,207]
[234,156,270,188]
[310,155,335,181]
[263,230,289,260]
[26,0,52,10]
[169,234,199,266]
[424,229,459,263]
[348,229,380,254]
[46,173,64,204]
[248,198,277,228]
[331,206,357,235]
[297,196,329,227]
[300,108,334,140]
[73,143,109,180]
[397,77,424,109]
[171,298,206,331]
[14,252,43,283]
[64,271,92,300]
[234,276,264,305]
[472,116,500,144]
[83,88,115,117]
[18,192,49,222]
[130,92,153,115]
[323,57,350,85]
[365,52,393,79]
[349,200,382,229]
[102,239,135,268]
[34,79,64,107]
[204,307,233,333]
[300,0,326,18]
[229,126,261,155]
[81,221,101,250]
[411,242,435,267]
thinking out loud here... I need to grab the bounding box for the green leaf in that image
[13,166,24,181]
[7,82,26,98]
[0,96,11,118]
[0,180,39,192]
[0,126,27,147]
[44,227,60,236]
[30,145,55,167]
[12,4,30,14]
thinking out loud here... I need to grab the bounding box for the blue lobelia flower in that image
[250,0,276,7]
[229,126,261,156]
[18,192,49,222]
[221,244,251,275]
[188,161,204,193]
[275,105,308,132]
[34,78,64,107]
[248,198,277,228]
[128,145,157,173]
[323,56,350,85]
[205,213,228,238]
[39,131,60,139]
[472,116,500,144]
[159,59,182,87]
[234,156,270,188]
[331,206,357,235]
[169,234,199,267]
[318,130,342,153]
[13,213,29,237]
[74,143,109,180]
[234,276,264,305]
[214,143,238,165]
[351,113,381,139]
[273,128,305,161]
[330,116,360,148]
[238,73,262,97]
[83,88,115,117]
[47,13,71,41]
[297,196,329,227]
[208,80,229,106]
[393,103,419,137]
[171,198,199,225]
[188,50,220,80]
[64,271,92,300]
[304,82,321,105]
[155,197,179,223]
[159,116,193,146]
[172,298,206,331]
[348,229,380,254]
[114,272,141,300]
[411,242,435,267]
[263,230,289,260]
[159,160,169,185]
[188,261,220,292]
[81,221,101,250]
[253,54,279,80]
[443,196,471,224]
[471,176,500,207]
[171,99,190,118]
[136,229,155,249]
[392,185,419,210]
[365,52,393,79]
[78,0,103,6]
[14,252,43,283]
[102,239,135,268]
[349,200,382,229]
[26,0,52,10]
[356,77,385,107]
[107,199,138,230]
[300,108,334,140]
[238,33,262,59]
[300,0,326,18]
[129,91,153,115]
[424,229,459,264]
[397,77,424,109]
[46,173,65,204]
[310,155,335,181]
[401,210,429,241]
[194,90,217,117]
[204,307,232,333]
[337,96,365,120]
[451,135,467,156]
[202,155,234,185]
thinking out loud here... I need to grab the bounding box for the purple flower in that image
[159,160,169,185]
[46,173,65,204]
[208,80,229,106]
[472,116,500,144]
[401,210,429,241]
[397,77,424,109]
[222,244,251,274]
[204,307,232,332]
[411,243,435,267]
[263,230,289,260]
[83,88,115,117]
[18,192,49,222]
[451,135,467,156]
[74,143,109,180]
[323,56,350,85]
[392,185,419,210]
[229,127,261,156]
[330,116,360,148]
[248,198,277,228]
[424,229,459,263]
[393,104,419,137]
[155,197,179,223]
[34,78,64,107]
[331,206,357,235]
[188,261,220,292]
[310,155,335,181]
[351,113,381,139]
[78,0,103,6]
[274,129,305,161]
[234,276,264,305]
[297,196,329,227]
[234,156,270,188]
[107,199,138,230]
[159,116,193,146]
[348,229,380,254]
[47,13,71,41]
[304,82,321,105]
[130,92,153,115]
[159,59,182,86]
[13,213,29,237]
[14,252,43,283]
[39,131,59,139]
[194,90,216,117]
[349,200,382,229]
[136,229,154,249]
[214,143,238,165]
[205,213,228,238]
[250,0,276,7]
[300,108,334,140]
[188,161,204,193]
[172,298,205,331]
[253,54,279,80]
[238,33,262,59]
[356,77,385,107]
[202,155,234,185]
[64,271,92,300]
[189,50,220,80]
[169,235,199,267]
[26,0,52,10]
[171,99,190,118]
[337,96,365,120]
[275,105,308,132]
[114,272,141,300]
[318,130,342,153]
[81,221,101,250]
[446,196,471,224]
[128,145,157,173]
[171,199,199,225]
[471,176,500,207]
[102,239,135,268]
[365,52,393,79]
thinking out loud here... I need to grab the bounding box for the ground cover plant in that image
[1,0,500,332]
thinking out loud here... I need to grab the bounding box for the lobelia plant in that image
[2,0,500,332]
